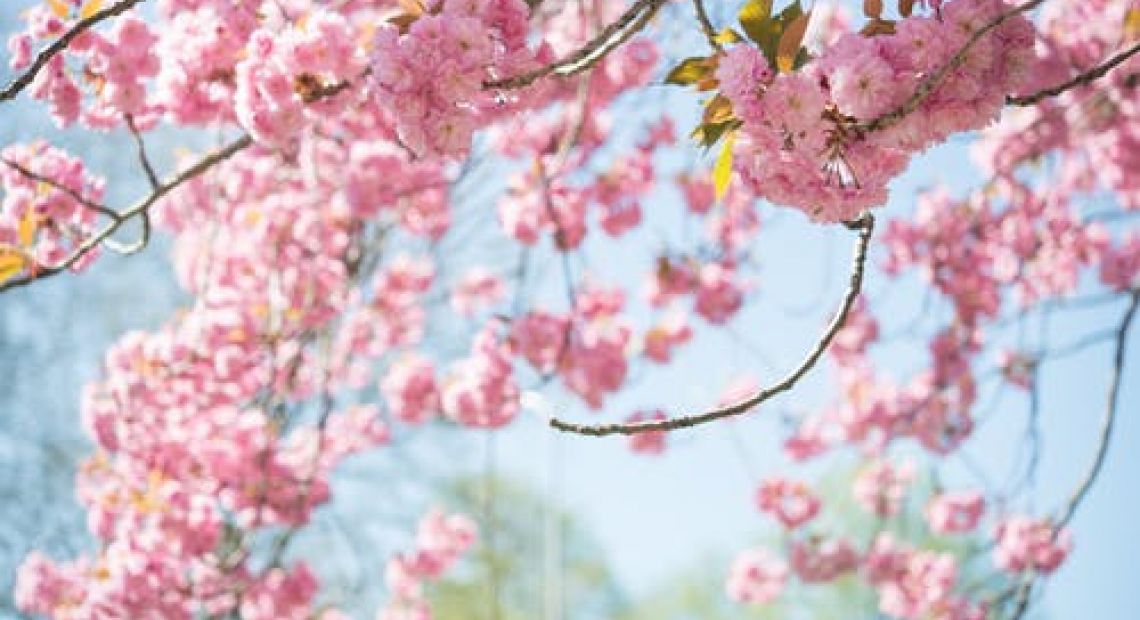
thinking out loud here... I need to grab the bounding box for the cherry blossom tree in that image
[2,0,1139,618]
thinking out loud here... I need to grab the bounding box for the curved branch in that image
[484,0,667,90]
[0,0,148,104]
[547,212,875,436]
[857,0,1045,134]
[693,0,723,52]
[1007,39,1140,106]
[0,135,252,294]
[1054,290,1140,529]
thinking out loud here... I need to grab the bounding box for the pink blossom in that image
[926,491,985,535]
[726,548,787,605]
[993,515,1072,574]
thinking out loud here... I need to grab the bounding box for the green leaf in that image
[738,0,774,43]
[739,0,805,70]
[713,28,743,46]
[664,57,712,87]
[690,119,739,150]
[712,130,737,200]
[0,249,27,285]
[1125,7,1140,41]
[776,10,811,73]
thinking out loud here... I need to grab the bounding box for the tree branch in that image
[0,158,120,221]
[857,0,1045,134]
[693,0,723,52]
[0,135,253,293]
[1007,39,1140,106]
[1054,289,1140,529]
[125,114,160,190]
[0,0,149,104]
[546,212,875,436]
[484,0,667,90]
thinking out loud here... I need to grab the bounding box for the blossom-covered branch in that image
[484,0,667,89]
[0,0,147,103]
[1007,39,1140,105]
[856,0,1047,135]
[0,134,251,293]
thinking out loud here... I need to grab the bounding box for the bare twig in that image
[125,115,160,190]
[484,0,667,90]
[0,0,148,103]
[693,0,723,52]
[1054,290,1140,529]
[0,135,253,293]
[1007,40,1140,106]
[857,0,1045,134]
[547,212,875,436]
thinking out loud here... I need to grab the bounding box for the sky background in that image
[1,1,1139,618]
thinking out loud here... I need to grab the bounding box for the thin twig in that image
[857,0,1045,134]
[547,212,875,436]
[484,0,667,90]
[1054,290,1140,529]
[0,0,149,103]
[0,135,253,293]
[1008,40,1140,106]
[693,0,723,52]
[125,115,160,190]
[0,158,120,220]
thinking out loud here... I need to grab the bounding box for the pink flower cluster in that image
[369,0,535,158]
[1,142,105,271]
[716,0,1035,222]
[380,509,478,620]
[642,312,693,363]
[511,285,632,409]
[755,477,822,529]
[974,0,1140,209]
[451,267,506,317]
[441,325,520,428]
[9,11,160,128]
[234,11,364,147]
[864,534,985,620]
[993,515,1072,574]
[884,184,1108,317]
[925,491,986,535]
[383,354,441,425]
[726,548,788,605]
[789,537,859,583]
[854,460,917,517]
[624,410,668,455]
[497,124,663,251]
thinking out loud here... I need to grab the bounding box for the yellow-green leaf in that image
[776,11,811,73]
[712,130,737,200]
[665,57,712,87]
[741,1,804,68]
[46,0,70,19]
[1125,8,1140,41]
[17,210,37,248]
[738,0,774,45]
[0,249,27,285]
[79,0,101,19]
[714,28,743,46]
[702,94,735,125]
